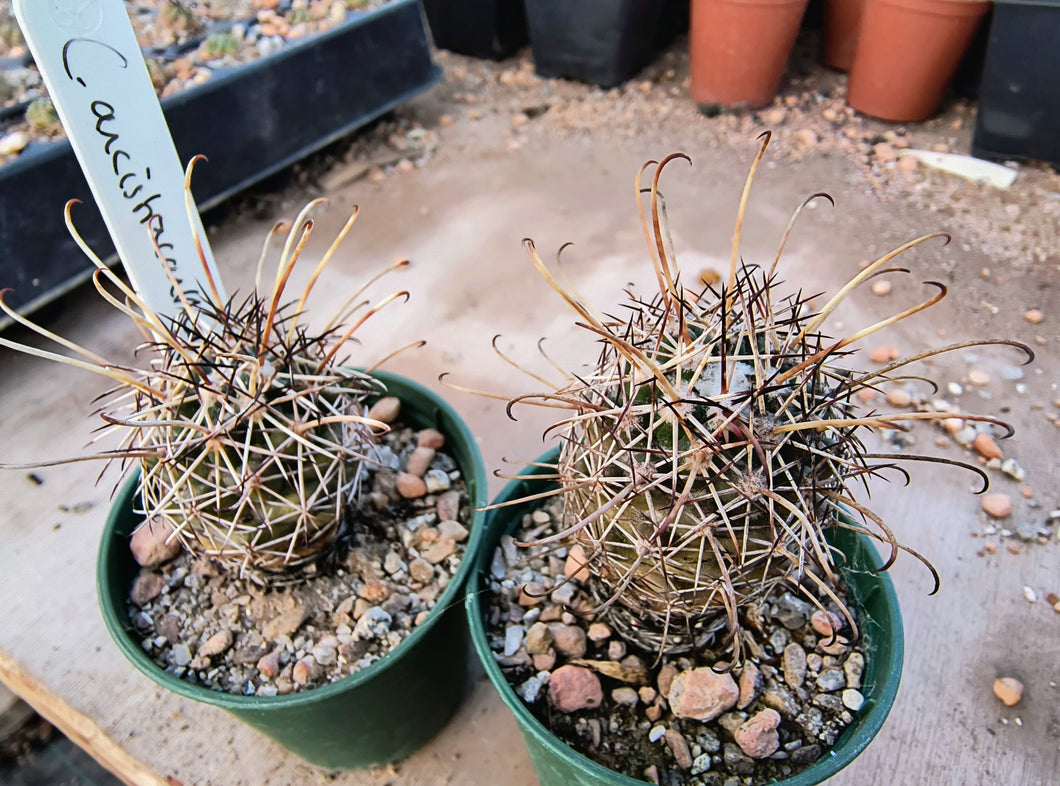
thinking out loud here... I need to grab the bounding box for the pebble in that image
[422,535,457,564]
[737,661,761,709]
[255,647,282,679]
[1022,585,1037,603]
[564,544,591,583]
[130,519,184,567]
[967,369,990,386]
[587,622,611,643]
[839,652,864,690]
[170,644,193,667]
[263,605,308,641]
[424,468,451,493]
[841,689,865,711]
[525,621,553,655]
[198,629,233,658]
[353,606,392,640]
[665,728,694,769]
[816,669,846,692]
[648,724,667,743]
[981,493,1013,519]
[1000,458,1025,481]
[869,345,899,364]
[408,557,434,584]
[993,677,1024,706]
[366,396,400,423]
[668,668,739,721]
[436,490,461,522]
[0,131,30,156]
[405,446,435,477]
[657,662,679,698]
[549,623,587,659]
[783,643,808,689]
[871,279,892,296]
[810,610,841,638]
[772,593,812,629]
[734,709,782,759]
[1024,309,1043,324]
[723,743,755,776]
[518,672,549,703]
[548,665,602,712]
[292,657,321,685]
[973,433,1003,460]
[130,572,167,606]
[885,388,911,407]
[612,686,639,706]
[395,472,427,499]
[873,142,898,162]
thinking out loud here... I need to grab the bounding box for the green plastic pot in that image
[466,447,904,785]
[98,370,486,770]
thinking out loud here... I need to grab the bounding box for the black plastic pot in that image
[971,0,1060,167]
[98,370,486,770]
[421,0,528,60]
[0,0,440,320]
[467,448,905,785]
[524,0,666,88]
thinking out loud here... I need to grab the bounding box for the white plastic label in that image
[13,0,226,320]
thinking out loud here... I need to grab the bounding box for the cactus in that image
[1,159,414,579]
[485,135,1028,658]
[26,96,62,136]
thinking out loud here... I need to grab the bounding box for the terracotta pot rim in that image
[869,0,992,16]
[696,0,808,5]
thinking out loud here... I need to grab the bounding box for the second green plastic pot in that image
[467,448,904,785]
[98,370,487,770]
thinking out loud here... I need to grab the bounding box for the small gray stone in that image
[783,643,807,689]
[503,625,524,657]
[722,743,755,775]
[812,693,845,715]
[518,672,549,703]
[691,753,713,775]
[611,686,639,706]
[816,668,846,692]
[771,593,812,630]
[312,645,337,666]
[354,606,392,640]
[170,644,193,667]
[424,468,451,493]
[649,724,667,743]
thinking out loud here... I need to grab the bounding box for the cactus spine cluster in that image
[1,162,413,578]
[496,135,1026,659]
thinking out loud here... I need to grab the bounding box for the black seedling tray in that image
[0,0,440,319]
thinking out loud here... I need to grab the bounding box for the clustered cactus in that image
[1,160,413,579]
[489,135,1027,660]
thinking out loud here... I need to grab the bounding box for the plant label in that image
[12,0,227,320]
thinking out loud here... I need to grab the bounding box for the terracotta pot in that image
[689,0,811,108]
[822,0,866,71]
[847,0,991,122]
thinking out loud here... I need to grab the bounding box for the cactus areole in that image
[490,135,1028,660]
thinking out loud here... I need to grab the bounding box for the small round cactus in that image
[489,135,1028,658]
[1,160,414,580]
